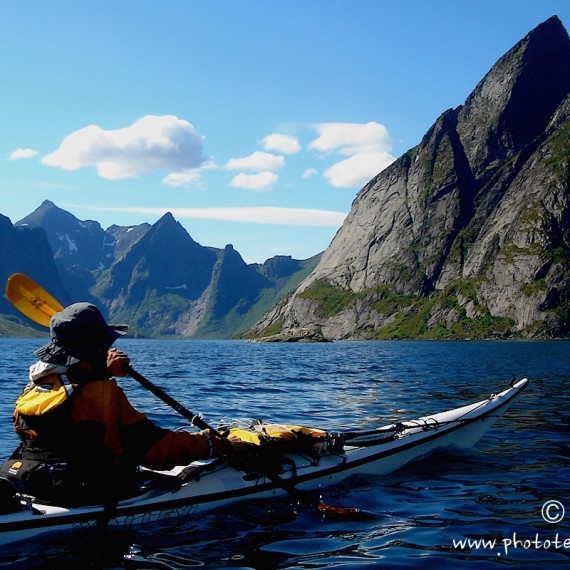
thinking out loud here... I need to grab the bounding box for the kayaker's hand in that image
[221,435,261,472]
[107,349,130,377]
[226,435,255,456]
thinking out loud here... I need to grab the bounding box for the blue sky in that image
[1,1,569,264]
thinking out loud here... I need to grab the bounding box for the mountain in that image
[94,213,320,338]
[0,213,70,333]
[94,212,220,336]
[106,223,151,260]
[16,200,115,305]
[249,16,570,340]
[17,200,114,271]
[2,203,321,338]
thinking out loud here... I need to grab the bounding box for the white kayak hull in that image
[0,378,528,547]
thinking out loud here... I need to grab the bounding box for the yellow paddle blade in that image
[5,273,64,328]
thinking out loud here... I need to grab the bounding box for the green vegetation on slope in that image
[298,279,520,340]
[0,315,46,338]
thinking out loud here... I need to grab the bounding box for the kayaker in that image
[0,302,239,506]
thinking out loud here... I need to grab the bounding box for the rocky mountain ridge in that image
[249,16,570,340]
[1,201,320,338]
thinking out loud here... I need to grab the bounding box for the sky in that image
[1,1,569,264]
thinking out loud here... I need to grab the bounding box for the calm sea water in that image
[0,338,569,569]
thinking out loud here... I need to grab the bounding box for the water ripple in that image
[0,339,569,568]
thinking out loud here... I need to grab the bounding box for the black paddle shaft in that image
[125,366,362,515]
[125,365,216,434]
[126,366,315,502]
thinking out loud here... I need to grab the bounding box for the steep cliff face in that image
[250,16,570,340]
[0,213,70,324]
[189,245,272,338]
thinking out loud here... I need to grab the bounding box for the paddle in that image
[5,273,361,517]
[5,273,64,326]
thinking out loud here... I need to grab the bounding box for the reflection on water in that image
[0,339,569,568]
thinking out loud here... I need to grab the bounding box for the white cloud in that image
[225,151,284,172]
[309,122,392,155]
[230,171,278,191]
[42,115,207,180]
[309,122,396,188]
[76,204,347,227]
[261,133,301,154]
[9,148,38,160]
[162,169,202,188]
[302,168,318,179]
[324,151,395,188]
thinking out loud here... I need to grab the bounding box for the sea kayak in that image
[0,378,528,547]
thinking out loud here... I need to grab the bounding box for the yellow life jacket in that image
[15,374,74,417]
[14,362,74,418]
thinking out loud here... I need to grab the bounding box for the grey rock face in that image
[250,17,570,340]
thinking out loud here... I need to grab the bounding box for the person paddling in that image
[0,302,238,506]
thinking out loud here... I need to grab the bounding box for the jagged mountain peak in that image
[98,210,218,307]
[18,200,104,234]
[217,243,257,275]
[142,211,203,252]
[154,211,177,226]
[18,199,79,227]
[526,15,567,44]
[17,200,112,271]
[457,15,570,176]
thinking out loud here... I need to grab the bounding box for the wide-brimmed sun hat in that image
[35,303,128,366]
